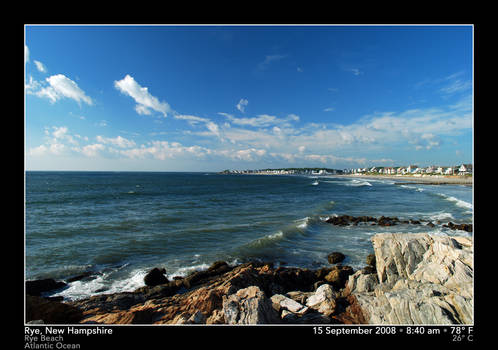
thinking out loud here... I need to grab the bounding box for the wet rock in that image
[144,268,169,287]
[327,252,346,264]
[377,216,398,227]
[182,261,232,289]
[366,254,376,267]
[26,279,67,296]
[207,261,229,272]
[66,271,95,283]
[325,215,353,226]
[443,222,472,232]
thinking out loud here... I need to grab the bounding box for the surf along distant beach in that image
[338,174,472,185]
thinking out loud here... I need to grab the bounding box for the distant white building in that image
[407,165,419,173]
[425,165,436,174]
[444,167,457,175]
[436,166,444,174]
[458,164,472,175]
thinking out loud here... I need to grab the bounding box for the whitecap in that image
[170,263,211,279]
[428,212,455,221]
[439,194,473,210]
[296,217,310,229]
[348,180,372,187]
[53,268,148,301]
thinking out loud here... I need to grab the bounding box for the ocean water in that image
[25,172,473,300]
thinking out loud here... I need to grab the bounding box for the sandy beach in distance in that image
[338,174,473,185]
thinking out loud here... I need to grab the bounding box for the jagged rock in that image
[73,262,279,324]
[206,309,225,324]
[182,261,232,288]
[207,261,229,272]
[348,233,473,324]
[171,311,206,324]
[323,265,355,289]
[144,268,168,287]
[271,294,308,315]
[305,284,338,316]
[346,271,379,293]
[285,291,313,305]
[223,286,280,324]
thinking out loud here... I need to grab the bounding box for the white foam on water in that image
[170,263,211,279]
[428,212,455,221]
[296,217,310,229]
[106,269,148,294]
[321,213,338,221]
[437,193,473,214]
[444,195,472,209]
[348,180,372,187]
[269,231,285,239]
[429,227,472,238]
[53,268,149,301]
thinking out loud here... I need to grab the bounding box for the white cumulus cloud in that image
[34,60,47,73]
[114,74,172,117]
[236,99,248,113]
[96,135,136,148]
[36,74,93,106]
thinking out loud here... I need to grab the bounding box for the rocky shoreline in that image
[26,232,473,325]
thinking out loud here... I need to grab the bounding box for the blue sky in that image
[25,25,473,171]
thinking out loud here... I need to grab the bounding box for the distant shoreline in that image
[338,174,473,185]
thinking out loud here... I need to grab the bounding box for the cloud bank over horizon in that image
[25,26,473,171]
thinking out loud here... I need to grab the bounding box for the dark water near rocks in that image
[25,171,472,300]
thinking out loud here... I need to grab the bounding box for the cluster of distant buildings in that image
[221,164,473,176]
[221,168,341,175]
[345,164,473,176]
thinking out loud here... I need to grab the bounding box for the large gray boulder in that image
[222,286,280,324]
[346,233,473,324]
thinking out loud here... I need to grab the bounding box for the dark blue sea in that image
[25,171,472,300]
